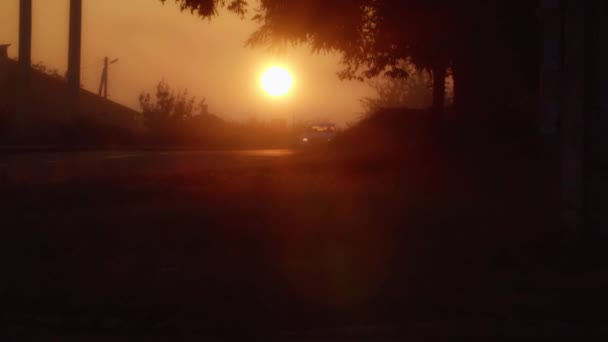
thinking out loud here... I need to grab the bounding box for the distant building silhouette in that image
[0,44,9,60]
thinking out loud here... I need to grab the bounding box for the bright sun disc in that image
[261,66,293,97]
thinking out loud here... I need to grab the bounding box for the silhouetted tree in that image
[361,62,434,115]
[248,0,537,115]
[160,0,247,17]
[161,0,450,111]
[31,62,65,81]
[163,0,538,115]
[139,80,209,137]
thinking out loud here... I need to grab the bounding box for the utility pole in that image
[1,44,11,114]
[67,0,82,114]
[17,0,32,122]
[98,56,119,99]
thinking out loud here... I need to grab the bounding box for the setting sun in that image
[261,66,294,97]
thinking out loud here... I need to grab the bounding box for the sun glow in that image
[261,66,294,97]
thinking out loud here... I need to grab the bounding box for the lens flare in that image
[261,66,294,97]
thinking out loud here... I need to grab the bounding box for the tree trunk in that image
[561,0,585,235]
[538,0,564,235]
[452,56,495,117]
[451,63,461,110]
[587,0,608,240]
[432,64,447,114]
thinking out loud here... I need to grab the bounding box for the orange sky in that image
[0,0,374,125]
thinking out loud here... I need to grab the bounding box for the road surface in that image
[0,149,295,185]
[1,148,605,340]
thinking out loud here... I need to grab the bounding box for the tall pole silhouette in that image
[539,0,562,232]
[67,0,82,113]
[98,56,119,99]
[561,0,585,234]
[0,45,11,116]
[18,0,32,119]
[539,0,587,236]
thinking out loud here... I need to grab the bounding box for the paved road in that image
[2,149,606,341]
[0,149,295,185]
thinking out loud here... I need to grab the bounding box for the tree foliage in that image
[361,61,455,116]
[361,62,433,115]
[161,0,451,76]
[161,0,248,17]
[139,80,209,134]
[32,62,66,81]
[162,0,538,113]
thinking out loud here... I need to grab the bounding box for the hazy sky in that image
[0,0,374,125]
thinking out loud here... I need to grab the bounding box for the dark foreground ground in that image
[0,144,607,341]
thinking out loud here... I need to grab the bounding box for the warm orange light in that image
[261,66,293,97]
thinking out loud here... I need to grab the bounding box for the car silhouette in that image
[299,123,337,146]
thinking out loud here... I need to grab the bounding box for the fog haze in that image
[0,0,374,125]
